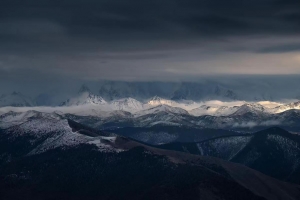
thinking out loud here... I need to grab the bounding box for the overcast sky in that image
[1,0,300,94]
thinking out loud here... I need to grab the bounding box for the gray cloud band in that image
[0,0,300,86]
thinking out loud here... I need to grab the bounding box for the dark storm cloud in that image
[1,0,300,93]
[1,0,300,40]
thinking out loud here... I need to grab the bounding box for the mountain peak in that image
[230,102,266,116]
[61,86,106,106]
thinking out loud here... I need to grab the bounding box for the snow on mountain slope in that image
[0,110,62,129]
[189,105,219,116]
[3,96,300,132]
[6,83,300,117]
[134,104,189,117]
[215,106,240,116]
[147,96,177,106]
[0,111,36,128]
[60,87,194,114]
[189,104,241,116]
[61,85,107,106]
[231,103,267,116]
[176,100,202,110]
[0,92,35,107]
[119,130,178,145]
[267,134,300,166]
[61,92,106,106]
[4,116,119,155]
[273,109,300,123]
[132,105,192,127]
[111,97,144,112]
[198,135,253,160]
[135,113,190,127]
[146,96,204,111]
[271,101,300,113]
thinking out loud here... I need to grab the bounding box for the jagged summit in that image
[61,85,106,106]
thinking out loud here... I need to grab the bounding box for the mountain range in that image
[61,85,107,106]
[0,114,299,200]
[157,127,300,185]
[3,80,300,106]
[2,84,300,134]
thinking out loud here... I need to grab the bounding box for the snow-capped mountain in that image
[230,103,267,116]
[0,92,35,107]
[189,101,300,116]
[110,97,144,112]
[146,96,201,111]
[131,105,191,127]
[147,96,177,107]
[0,110,64,129]
[189,105,240,116]
[189,105,220,116]
[135,104,189,117]
[61,85,106,106]
[159,127,300,184]
[215,106,240,116]
[4,84,300,133]
[202,128,300,184]
[5,81,300,109]
[1,112,118,155]
[1,118,298,200]
[271,101,300,113]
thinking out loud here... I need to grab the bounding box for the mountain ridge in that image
[0,119,299,200]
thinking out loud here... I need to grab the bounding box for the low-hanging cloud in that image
[232,122,258,129]
[232,120,282,129]
[260,120,282,126]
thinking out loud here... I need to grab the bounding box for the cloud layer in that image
[1,0,300,92]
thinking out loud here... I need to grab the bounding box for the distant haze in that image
[1,78,300,105]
